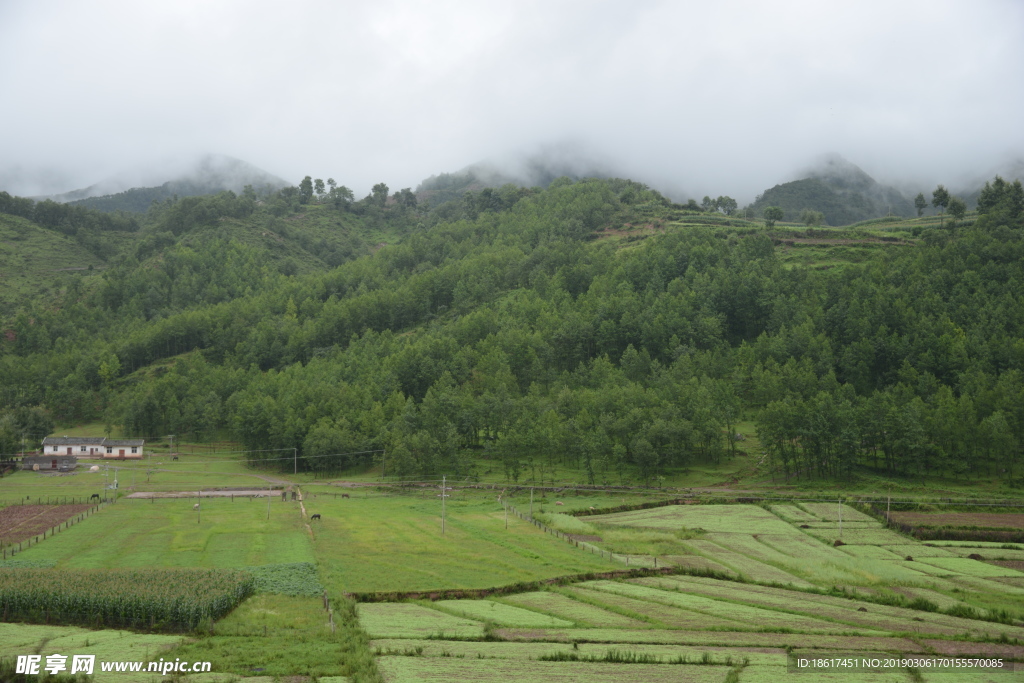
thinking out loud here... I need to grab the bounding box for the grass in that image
[170,594,379,680]
[0,214,106,316]
[8,497,313,569]
[375,657,728,682]
[432,599,574,627]
[356,603,485,639]
[309,493,611,594]
[502,591,649,628]
[587,505,798,535]
[0,622,182,683]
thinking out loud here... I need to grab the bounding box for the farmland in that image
[0,504,93,546]
[2,474,1024,681]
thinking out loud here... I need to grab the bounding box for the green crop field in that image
[6,497,313,568]
[308,493,611,594]
[432,599,574,627]
[3,485,1023,682]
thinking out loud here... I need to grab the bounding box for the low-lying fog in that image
[1,1,1022,201]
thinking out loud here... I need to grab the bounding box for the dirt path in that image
[126,489,279,499]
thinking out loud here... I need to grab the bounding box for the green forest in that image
[1,173,1022,487]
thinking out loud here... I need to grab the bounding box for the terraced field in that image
[4,484,1023,682]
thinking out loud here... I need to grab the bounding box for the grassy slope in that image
[0,213,106,315]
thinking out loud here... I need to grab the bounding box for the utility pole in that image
[197,488,201,524]
[505,501,508,530]
[441,475,446,535]
[530,488,534,518]
[266,486,271,520]
[294,448,297,475]
[838,498,842,538]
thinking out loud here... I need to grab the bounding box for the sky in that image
[1,0,1023,202]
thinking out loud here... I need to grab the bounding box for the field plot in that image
[578,580,872,633]
[941,547,1024,560]
[767,504,817,522]
[804,528,908,545]
[502,591,650,627]
[799,503,875,522]
[565,586,747,630]
[890,512,1024,529]
[663,576,1024,640]
[682,539,812,586]
[372,639,781,665]
[916,557,1024,577]
[357,603,485,639]
[632,576,994,638]
[376,656,732,682]
[838,545,904,560]
[433,599,573,627]
[7,497,313,569]
[882,544,955,558]
[588,505,796,535]
[928,541,1024,549]
[0,504,92,545]
[310,495,610,594]
[494,628,923,651]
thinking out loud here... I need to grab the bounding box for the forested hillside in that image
[748,157,916,225]
[1,173,1022,488]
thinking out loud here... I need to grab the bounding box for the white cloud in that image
[1,0,1021,199]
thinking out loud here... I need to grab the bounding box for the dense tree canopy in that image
[1,174,1022,487]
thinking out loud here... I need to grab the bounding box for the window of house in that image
[81,446,86,452]
[106,447,112,453]
[131,447,138,454]
[53,446,59,452]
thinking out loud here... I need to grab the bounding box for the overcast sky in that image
[2,0,1022,201]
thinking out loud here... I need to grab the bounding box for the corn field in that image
[0,568,253,631]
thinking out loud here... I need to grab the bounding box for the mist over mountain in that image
[417,143,620,205]
[747,154,917,225]
[42,155,287,213]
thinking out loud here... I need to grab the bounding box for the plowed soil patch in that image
[990,560,1024,571]
[0,505,92,545]
[890,512,1024,529]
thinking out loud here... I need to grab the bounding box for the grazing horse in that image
[341,493,350,499]
[193,503,200,510]
[310,513,321,520]
[172,456,179,461]
[90,493,101,502]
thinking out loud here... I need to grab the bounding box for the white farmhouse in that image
[41,436,145,459]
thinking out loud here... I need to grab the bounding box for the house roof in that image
[42,437,145,447]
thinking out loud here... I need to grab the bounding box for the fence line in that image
[1,499,111,560]
[502,502,657,568]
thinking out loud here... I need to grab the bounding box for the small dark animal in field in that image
[857,607,867,612]
[800,524,810,528]
[905,555,914,561]
[310,513,321,520]
[968,553,984,560]
[90,493,100,501]
[833,539,845,547]
[341,493,350,499]
[172,456,178,461]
